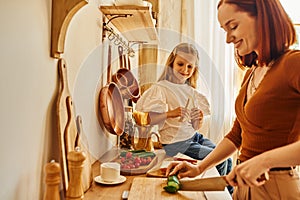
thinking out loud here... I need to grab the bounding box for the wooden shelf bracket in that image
[51,0,88,58]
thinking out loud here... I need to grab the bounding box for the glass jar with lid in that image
[120,106,134,149]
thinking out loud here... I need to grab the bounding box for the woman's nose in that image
[226,33,234,44]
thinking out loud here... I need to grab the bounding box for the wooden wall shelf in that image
[100,5,158,44]
[50,0,88,58]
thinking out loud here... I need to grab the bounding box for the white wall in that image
[0,0,216,199]
[0,0,109,199]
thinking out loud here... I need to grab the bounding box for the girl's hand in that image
[166,161,201,179]
[190,108,203,130]
[167,107,190,119]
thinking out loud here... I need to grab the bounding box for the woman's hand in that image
[226,156,269,187]
[167,107,190,119]
[165,161,202,179]
[190,108,203,130]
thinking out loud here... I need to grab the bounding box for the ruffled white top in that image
[135,80,210,144]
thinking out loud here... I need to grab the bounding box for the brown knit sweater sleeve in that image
[225,118,242,149]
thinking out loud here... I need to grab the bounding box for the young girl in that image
[135,43,232,180]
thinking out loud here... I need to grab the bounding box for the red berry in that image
[134,157,141,164]
[121,157,126,163]
[134,162,140,168]
[126,152,132,159]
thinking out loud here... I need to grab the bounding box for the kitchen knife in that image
[180,176,228,191]
[180,172,269,191]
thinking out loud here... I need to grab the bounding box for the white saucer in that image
[94,175,126,185]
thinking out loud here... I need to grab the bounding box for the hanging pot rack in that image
[103,21,144,57]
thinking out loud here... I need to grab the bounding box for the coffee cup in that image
[100,162,120,182]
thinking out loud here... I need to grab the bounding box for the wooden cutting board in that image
[128,177,206,200]
[56,58,92,192]
[56,58,71,191]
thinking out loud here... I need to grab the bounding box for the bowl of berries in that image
[118,150,157,175]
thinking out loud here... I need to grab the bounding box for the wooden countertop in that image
[84,160,232,200]
[84,160,136,199]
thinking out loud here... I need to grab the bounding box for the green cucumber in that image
[130,150,146,153]
[120,150,146,157]
[135,152,156,158]
[168,175,180,185]
[164,175,181,193]
[168,181,180,190]
[163,185,178,193]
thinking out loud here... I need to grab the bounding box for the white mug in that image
[100,162,120,182]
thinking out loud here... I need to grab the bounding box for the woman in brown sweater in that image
[167,0,300,199]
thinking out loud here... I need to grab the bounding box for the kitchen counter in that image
[84,160,142,199]
[84,159,232,200]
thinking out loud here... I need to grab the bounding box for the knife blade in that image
[180,176,228,191]
[180,172,269,191]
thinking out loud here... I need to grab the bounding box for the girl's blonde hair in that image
[158,43,200,88]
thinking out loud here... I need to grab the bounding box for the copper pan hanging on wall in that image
[99,44,125,136]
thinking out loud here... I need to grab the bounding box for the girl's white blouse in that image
[135,80,210,144]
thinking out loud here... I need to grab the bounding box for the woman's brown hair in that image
[158,43,200,88]
[218,0,296,68]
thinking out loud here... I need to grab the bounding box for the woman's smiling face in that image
[172,51,196,84]
[218,3,259,56]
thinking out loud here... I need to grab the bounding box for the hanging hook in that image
[103,24,135,56]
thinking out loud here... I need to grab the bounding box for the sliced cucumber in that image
[168,181,180,190]
[163,185,178,193]
[168,175,180,185]
[164,175,181,194]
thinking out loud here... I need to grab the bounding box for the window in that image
[291,25,300,50]
[281,0,300,49]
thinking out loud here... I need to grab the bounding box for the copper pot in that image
[112,46,140,103]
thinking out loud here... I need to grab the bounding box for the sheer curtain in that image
[185,0,237,143]
[156,0,238,143]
